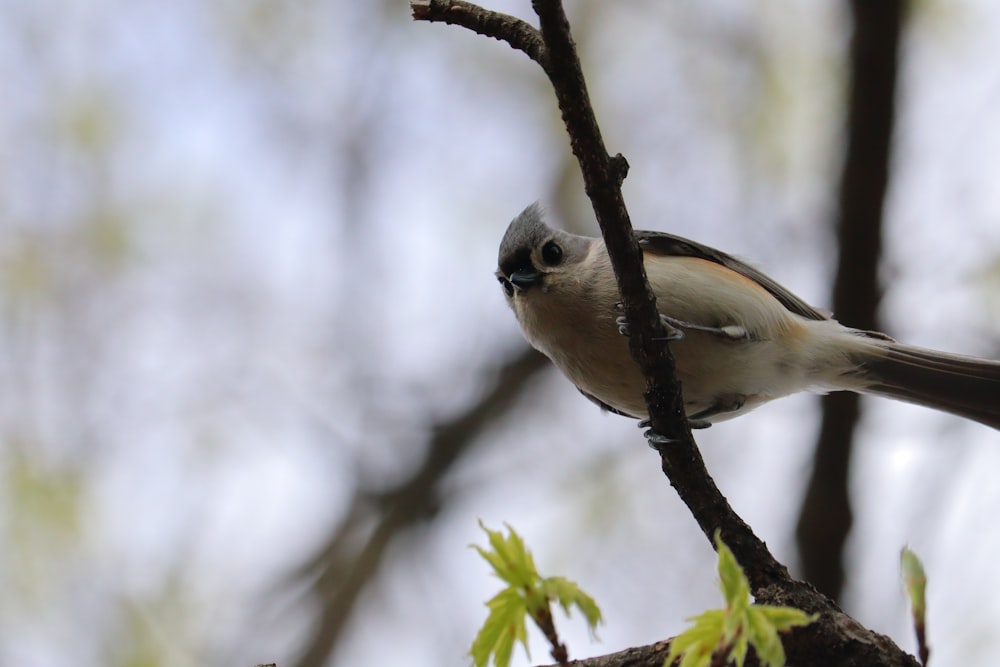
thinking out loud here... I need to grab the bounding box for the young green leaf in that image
[900,547,926,618]
[664,531,817,667]
[475,521,537,588]
[541,576,603,635]
[664,610,725,667]
[470,522,603,667]
[715,534,751,614]
[470,588,529,667]
[745,607,785,666]
[900,546,930,665]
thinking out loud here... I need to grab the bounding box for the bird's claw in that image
[638,418,711,450]
[615,315,685,341]
[643,428,678,451]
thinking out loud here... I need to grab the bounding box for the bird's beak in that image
[509,269,542,290]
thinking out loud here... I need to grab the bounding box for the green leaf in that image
[900,547,927,617]
[757,606,818,633]
[541,576,603,635]
[664,610,725,667]
[470,588,529,667]
[470,522,603,667]
[476,521,538,589]
[715,530,750,607]
[678,648,712,667]
[730,631,749,667]
[900,546,930,665]
[715,533,751,612]
[663,533,818,667]
[746,607,785,666]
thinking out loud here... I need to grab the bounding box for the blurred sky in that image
[2,1,1000,666]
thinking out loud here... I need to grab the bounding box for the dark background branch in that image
[796,0,905,602]
[291,349,548,667]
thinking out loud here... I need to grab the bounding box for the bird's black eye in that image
[498,275,514,297]
[541,240,562,266]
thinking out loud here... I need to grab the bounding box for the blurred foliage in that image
[55,89,118,153]
[2,237,52,299]
[5,446,83,599]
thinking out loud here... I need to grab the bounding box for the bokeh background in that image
[3,0,1000,665]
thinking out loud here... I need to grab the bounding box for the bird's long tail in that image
[856,341,1000,430]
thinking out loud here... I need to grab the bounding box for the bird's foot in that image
[616,315,685,341]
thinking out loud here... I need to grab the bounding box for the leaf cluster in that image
[470,522,603,667]
[665,532,817,667]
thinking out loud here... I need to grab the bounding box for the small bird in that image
[496,203,1000,430]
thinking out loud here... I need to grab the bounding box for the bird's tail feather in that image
[858,342,1000,430]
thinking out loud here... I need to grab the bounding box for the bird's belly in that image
[549,330,812,422]
[518,290,823,422]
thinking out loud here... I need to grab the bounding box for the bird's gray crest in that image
[497,202,551,274]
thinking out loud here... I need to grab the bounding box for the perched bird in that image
[496,204,1000,430]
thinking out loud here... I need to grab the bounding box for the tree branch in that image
[417,0,784,596]
[411,0,546,64]
[413,2,919,664]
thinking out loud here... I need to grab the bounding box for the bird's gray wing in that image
[635,230,829,322]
